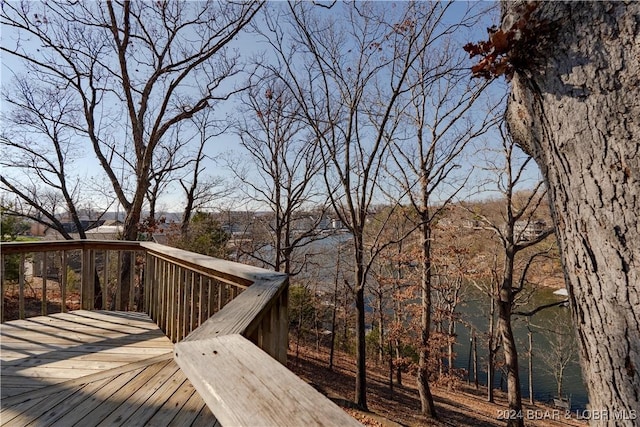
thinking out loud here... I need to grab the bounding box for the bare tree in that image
[255,1,464,409]
[1,1,261,236]
[178,112,232,235]
[383,6,496,416]
[432,230,471,386]
[470,127,554,427]
[230,78,327,275]
[2,1,262,307]
[145,123,193,222]
[0,76,112,238]
[538,311,578,399]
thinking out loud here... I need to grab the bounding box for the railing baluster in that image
[218,283,225,312]
[189,271,195,336]
[179,266,185,341]
[161,258,167,331]
[208,278,214,319]
[182,269,188,339]
[267,299,277,357]
[90,249,97,309]
[178,269,184,341]
[188,272,200,333]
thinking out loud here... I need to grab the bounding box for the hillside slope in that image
[288,344,586,427]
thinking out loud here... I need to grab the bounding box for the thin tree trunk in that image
[498,257,524,427]
[448,319,455,376]
[417,221,437,418]
[528,329,534,405]
[473,331,478,389]
[487,295,496,403]
[394,246,404,386]
[504,1,640,415]
[467,332,472,386]
[378,291,385,365]
[395,340,403,386]
[388,340,394,394]
[329,269,339,371]
[498,300,524,427]
[354,280,367,410]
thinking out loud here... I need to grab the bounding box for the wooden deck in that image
[0,311,218,426]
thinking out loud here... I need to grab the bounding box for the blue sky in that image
[1,1,542,215]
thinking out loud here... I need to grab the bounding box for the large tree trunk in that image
[504,1,640,418]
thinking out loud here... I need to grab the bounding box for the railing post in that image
[1,253,5,323]
[277,284,289,364]
[169,263,177,342]
[144,252,153,318]
[206,277,214,320]
[60,251,67,314]
[189,272,196,336]
[19,253,25,320]
[159,259,167,334]
[116,251,122,310]
[102,250,108,310]
[80,247,93,310]
[197,275,204,327]
[41,252,48,316]
[177,267,185,342]
[129,251,135,310]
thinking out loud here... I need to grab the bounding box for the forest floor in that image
[287,343,587,427]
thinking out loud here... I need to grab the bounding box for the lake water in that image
[454,285,588,410]
[297,233,589,410]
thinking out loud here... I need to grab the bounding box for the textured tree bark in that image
[504,1,640,419]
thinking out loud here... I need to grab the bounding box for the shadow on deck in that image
[0,310,218,426]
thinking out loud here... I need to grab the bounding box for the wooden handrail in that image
[175,334,361,427]
[1,239,141,253]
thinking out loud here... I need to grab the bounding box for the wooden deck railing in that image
[0,240,360,426]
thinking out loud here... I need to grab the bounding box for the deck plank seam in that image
[1,352,174,407]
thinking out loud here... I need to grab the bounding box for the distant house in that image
[42,219,118,240]
[84,221,123,240]
[463,219,484,230]
[30,222,47,237]
[514,219,547,241]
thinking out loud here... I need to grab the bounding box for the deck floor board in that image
[0,311,217,426]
